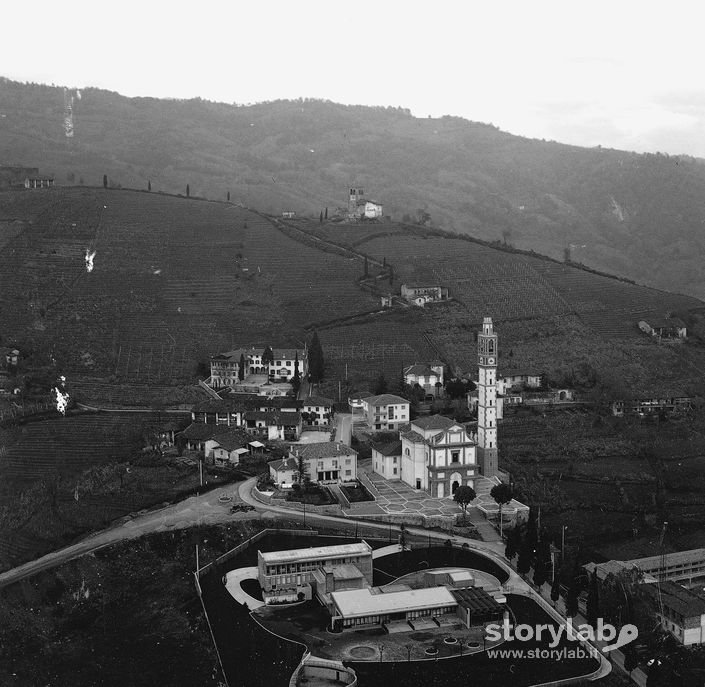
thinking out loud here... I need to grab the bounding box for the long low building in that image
[257,541,374,601]
[330,586,458,629]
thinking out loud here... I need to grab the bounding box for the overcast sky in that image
[4,0,705,156]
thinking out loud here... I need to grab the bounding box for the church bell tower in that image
[477,316,498,477]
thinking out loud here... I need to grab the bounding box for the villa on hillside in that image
[403,362,445,397]
[611,390,692,417]
[209,346,307,391]
[347,188,383,220]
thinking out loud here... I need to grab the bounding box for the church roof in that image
[412,415,457,432]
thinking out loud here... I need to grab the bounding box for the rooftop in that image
[371,440,402,457]
[269,456,299,473]
[451,587,505,614]
[245,410,301,425]
[178,422,225,441]
[302,395,334,407]
[259,541,372,564]
[404,364,442,377]
[411,415,457,432]
[349,391,373,401]
[291,442,357,460]
[641,581,705,618]
[324,564,365,580]
[626,548,705,570]
[365,394,409,407]
[331,585,456,618]
[208,428,249,451]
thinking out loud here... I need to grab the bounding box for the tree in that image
[308,331,325,383]
[227,191,230,202]
[238,353,245,381]
[586,570,599,627]
[373,372,388,395]
[103,174,108,189]
[550,573,561,605]
[186,184,190,197]
[490,483,513,538]
[292,352,301,396]
[517,537,533,577]
[296,452,308,485]
[148,180,151,192]
[261,346,274,368]
[623,644,639,677]
[565,583,579,618]
[388,264,394,285]
[319,211,323,223]
[453,485,476,521]
[505,525,522,561]
[533,539,550,589]
[324,207,328,220]
[363,256,368,277]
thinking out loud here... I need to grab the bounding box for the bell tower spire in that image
[477,316,498,477]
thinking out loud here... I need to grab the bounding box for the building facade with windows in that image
[403,363,445,397]
[399,415,477,497]
[288,442,358,483]
[209,346,307,388]
[362,394,409,430]
[371,440,402,480]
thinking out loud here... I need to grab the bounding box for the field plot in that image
[318,314,437,386]
[1,412,149,484]
[0,189,379,387]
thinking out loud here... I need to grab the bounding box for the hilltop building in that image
[347,188,383,220]
[639,317,687,342]
[400,284,449,306]
[24,175,54,189]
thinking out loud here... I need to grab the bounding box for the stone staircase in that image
[473,475,501,498]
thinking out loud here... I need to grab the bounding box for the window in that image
[345,470,352,476]
[393,456,397,464]
[317,461,324,469]
[393,467,397,475]
[345,458,351,465]
[451,451,460,463]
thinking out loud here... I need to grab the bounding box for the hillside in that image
[3,78,705,297]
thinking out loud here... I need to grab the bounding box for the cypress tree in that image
[292,352,301,395]
[517,536,533,577]
[148,180,151,192]
[227,191,230,202]
[186,184,190,197]
[532,540,550,589]
[238,353,245,381]
[505,525,522,561]
[550,572,561,605]
[319,211,323,223]
[586,570,599,626]
[103,174,108,189]
[324,207,328,220]
[308,331,324,383]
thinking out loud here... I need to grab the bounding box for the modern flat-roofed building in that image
[641,581,705,645]
[257,541,373,601]
[330,586,458,629]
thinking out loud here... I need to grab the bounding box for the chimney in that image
[336,443,340,452]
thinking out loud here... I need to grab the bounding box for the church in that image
[371,316,499,498]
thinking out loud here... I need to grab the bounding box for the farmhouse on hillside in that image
[400,284,449,306]
[638,316,687,342]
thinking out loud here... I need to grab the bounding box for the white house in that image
[244,411,302,441]
[371,440,402,480]
[362,394,410,431]
[497,371,541,393]
[289,442,358,484]
[363,200,383,219]
[349,391,373,410]
[399,415,477,497]
[638,317,687,342]
[269,456,300,486]
[404,363,445,397]
[302,395,334,426]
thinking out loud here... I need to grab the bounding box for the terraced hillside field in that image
[0,188,379,385]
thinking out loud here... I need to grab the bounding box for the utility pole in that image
[195,544,200,577]
[561,525,567,564]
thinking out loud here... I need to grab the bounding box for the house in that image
[24,176,54,189]
[244,410,302,441]
[497,371,541,393]
[641,582,705,645]
[346,188,383,220]
[204,428,250,466]
[398,415,477,497]
[191,397,249,427]
[282,211,296,219]
[268,456,300,486]
[400,284,449,304]
[611,393,692,417]
[177,422,226,452]
[639,317,687,342]
[301,395,334,426]
[257,541,374,604]
[371,440,402,480]
[1,348,19,368]
[348,391,373,410]
[403,362,445,397]
[289,442,357,484]
[362,394,410,430]
[209,346,307,390]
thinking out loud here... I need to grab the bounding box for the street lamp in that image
[378,644,385,663]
